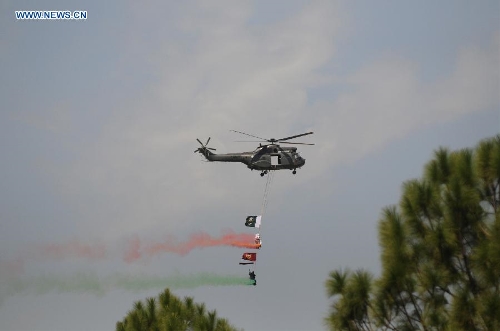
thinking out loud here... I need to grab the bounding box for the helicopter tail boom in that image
[208,152,252,165]
[197,149,252,165]
[195,138,252,165]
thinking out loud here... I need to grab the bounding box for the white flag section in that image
[255,215,261,228]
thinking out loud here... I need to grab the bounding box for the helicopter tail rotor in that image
[194,137,216,157]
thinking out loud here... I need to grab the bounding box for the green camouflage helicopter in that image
[195,130,314,176]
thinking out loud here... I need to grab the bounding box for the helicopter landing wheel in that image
[292,170,297,175]
[260,172,265,177]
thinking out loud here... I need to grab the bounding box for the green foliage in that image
[325,269,373,331]
[116,288,242,331]
[325,135,500,331]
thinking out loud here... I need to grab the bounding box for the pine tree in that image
[116,288,242,331]
[325,134,500,331]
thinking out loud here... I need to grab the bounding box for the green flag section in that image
[3,272,256,299]
[245,215,261,228]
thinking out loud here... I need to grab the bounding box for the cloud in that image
[301,32,500,178]
[11,102,74,134]
[47,2,498,238]
[49,1,340,237]
[429,32,500,117]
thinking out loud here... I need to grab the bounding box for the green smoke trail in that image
[114,273,255,291]
[2,272,254,301]
[9,272,107,296]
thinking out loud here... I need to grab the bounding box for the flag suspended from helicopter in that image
[245,215,261,228]
[239,252,257,265]
[243,252,257,261]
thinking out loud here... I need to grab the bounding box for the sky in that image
[1,1,499,330]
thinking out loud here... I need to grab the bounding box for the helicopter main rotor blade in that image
[208,147,216,151]
[276,132,314,142]
[280,142,315,145]
[230,130,266,141]
[234,140,268,143]
[206,137,211,145]
[196,138,204,146]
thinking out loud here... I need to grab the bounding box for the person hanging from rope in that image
[249,269,257,286]
[254,233,262,249]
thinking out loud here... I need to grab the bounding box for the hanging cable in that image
[262,170,275,216]
[257,170,276,238]
[259,171,272,217]
[247,170,275,278]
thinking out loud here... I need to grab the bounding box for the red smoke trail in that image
[36,240,107,260]
[125,236,142,263]
[0,258,25,279]
[5,240,107,269]
[232,243,261,249]
[124,231,256,263]
[0,241,106,281]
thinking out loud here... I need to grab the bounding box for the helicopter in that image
[194,130,314,176]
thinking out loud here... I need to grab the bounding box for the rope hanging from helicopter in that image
[250,170,274,271]
[260,170,275,223]
[195,131,314,285]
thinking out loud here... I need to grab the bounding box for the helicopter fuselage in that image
[198,144,306,171]
[196,131,313,175]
